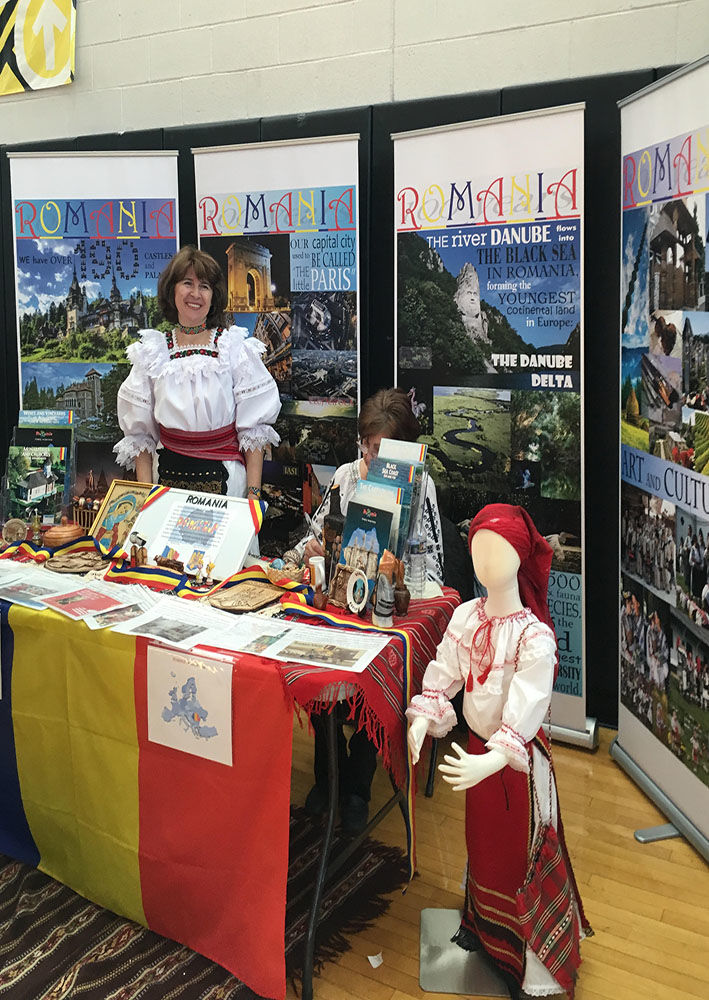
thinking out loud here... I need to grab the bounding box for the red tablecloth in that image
[279,588,461,791]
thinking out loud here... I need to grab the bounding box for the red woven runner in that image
[279,588,461,788]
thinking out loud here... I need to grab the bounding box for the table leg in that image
[425,737,438,797]
[302,710,339,1000]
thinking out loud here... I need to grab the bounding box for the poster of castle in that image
[620,117,709,789]
[194,139,361,556]
[394,108,586,722]
[13,193,178,443]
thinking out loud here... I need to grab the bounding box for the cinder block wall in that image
[0,0,705,143]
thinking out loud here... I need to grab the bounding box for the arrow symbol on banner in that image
[32,0,67,71]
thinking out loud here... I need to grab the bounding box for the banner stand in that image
[551,716,598,750]
[610,738,709,861]
[617,55,709,866]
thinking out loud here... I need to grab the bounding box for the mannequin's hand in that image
[439,745,507,791]
[407,715,430,765]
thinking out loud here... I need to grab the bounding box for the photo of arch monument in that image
[200,234,291,312]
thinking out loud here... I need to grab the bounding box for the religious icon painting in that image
[89,479,155,552]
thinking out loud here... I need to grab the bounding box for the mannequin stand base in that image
[419,908,511,996]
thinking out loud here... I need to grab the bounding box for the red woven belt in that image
[159,423,244,464]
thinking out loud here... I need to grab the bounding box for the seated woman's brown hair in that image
[358,387,421,443]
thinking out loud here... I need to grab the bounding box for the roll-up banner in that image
[617,56,709,860]
[193,136,360,556]
[393,106,592,744]
[9,151,179,495]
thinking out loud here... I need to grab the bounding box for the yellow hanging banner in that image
[0,0,76,97]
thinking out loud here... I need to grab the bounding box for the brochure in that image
[337,498,393,596]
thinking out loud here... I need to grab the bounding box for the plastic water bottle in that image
[404,531,427,599]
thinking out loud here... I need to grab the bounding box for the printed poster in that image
[193,137,360,556]
[619,57,709,841]
[9,152,179,510]
[394,107,586,732]
[146,645,233,766]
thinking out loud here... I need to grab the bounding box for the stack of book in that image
[336,439,429,598]
[1,410,74,526]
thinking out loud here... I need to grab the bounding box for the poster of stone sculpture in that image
[193,138,360,556]
[10,153,179,476]
[620,66,709,822]
[394,107,586,734]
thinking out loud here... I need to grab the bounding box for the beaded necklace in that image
[175,321,207,336]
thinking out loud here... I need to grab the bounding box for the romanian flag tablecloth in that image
[0,601,294,1000]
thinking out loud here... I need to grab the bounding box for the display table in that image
[0,587,459,999]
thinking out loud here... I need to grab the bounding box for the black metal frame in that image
[300,709,411,1000]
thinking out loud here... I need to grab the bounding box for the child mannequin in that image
[406,504,590,999]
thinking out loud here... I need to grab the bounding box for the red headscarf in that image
[468,502,556,637]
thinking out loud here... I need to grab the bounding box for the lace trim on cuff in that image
[406,693,457,739]
[239,424,281,452]
[113,434,157,469]
[486,723,529,771]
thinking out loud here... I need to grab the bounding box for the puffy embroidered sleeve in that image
[486,623,556,772]
[406,602,471,737]
[229,327,281,452]
[114,334,161,470]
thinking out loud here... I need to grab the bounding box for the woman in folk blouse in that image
[114,246,280,499]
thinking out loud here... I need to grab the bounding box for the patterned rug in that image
[0,807,408,999]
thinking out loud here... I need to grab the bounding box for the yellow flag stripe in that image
[0,4,17,57]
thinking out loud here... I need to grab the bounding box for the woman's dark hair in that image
[358,387,421,443]
[157,245,227,328]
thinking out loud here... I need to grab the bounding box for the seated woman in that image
[114,245,281,497]
[285,387,444,582]
[286,387,444,833]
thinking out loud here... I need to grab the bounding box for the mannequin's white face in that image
[471,529,520,590]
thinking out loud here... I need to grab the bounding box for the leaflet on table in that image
[112,595,230,650]
[83,589,160,630]
[268,622,392,673]
[0,568,90,610]
[200,614,299,656]
[191,613,391,672]
[42,579,136,621]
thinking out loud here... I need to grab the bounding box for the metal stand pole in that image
[302,711,339,1000]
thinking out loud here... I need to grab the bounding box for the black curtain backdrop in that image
[0,66,680,726]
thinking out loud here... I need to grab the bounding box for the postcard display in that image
[617,57,709,859]
[192,136,360,556]
[393,107,590,742]
[9,151,179,513]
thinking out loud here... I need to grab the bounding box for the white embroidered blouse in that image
[406,597,556,772]
[114,326,281,493]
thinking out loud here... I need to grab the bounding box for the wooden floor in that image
[288,723,709,1000]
